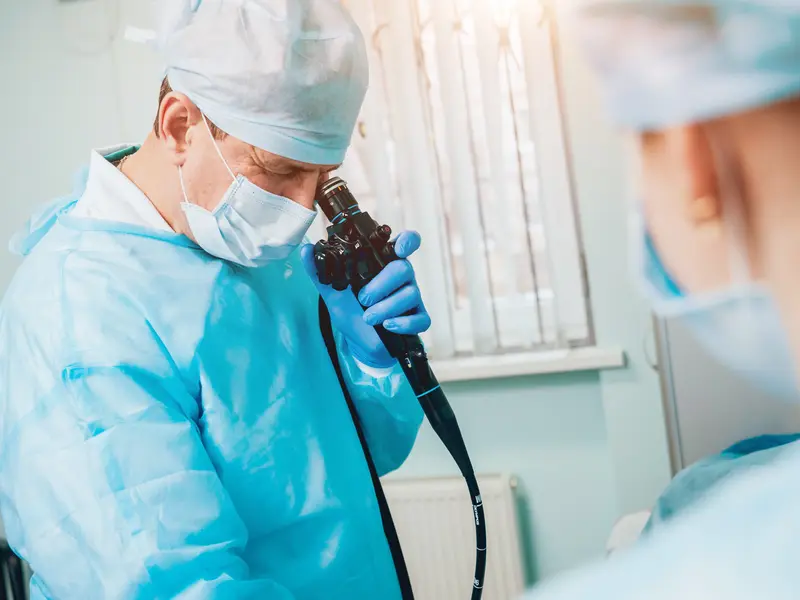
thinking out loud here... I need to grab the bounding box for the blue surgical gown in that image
[0,174,423,599]
[523,443,800,599]
[645,434,800,534]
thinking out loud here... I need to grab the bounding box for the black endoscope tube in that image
[317,178,487,600]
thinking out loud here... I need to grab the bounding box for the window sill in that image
[429,346,627,383]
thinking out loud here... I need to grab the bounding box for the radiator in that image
[383,474,526,600]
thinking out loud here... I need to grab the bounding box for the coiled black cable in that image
[314,177,487,598]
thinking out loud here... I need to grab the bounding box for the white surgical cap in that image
[156,0,368,165]
[576,0,800,129]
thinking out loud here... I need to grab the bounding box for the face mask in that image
[179,118,317,268]
[638,227,798,401]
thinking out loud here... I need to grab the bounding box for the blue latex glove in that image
[300,230,432,368]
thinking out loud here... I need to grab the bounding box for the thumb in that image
[393,230,422,259]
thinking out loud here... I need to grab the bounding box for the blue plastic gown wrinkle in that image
[522,445,800,600]
[645,435,800,534]
[337,338,422,476]
[0,189,421,599]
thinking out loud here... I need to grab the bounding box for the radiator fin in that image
[383,474,526,600]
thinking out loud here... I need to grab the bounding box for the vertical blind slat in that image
[470,0,519,298]
[345,0,404,229]
[470,0,541,349]
[518,4,588,344]
[376,0,456,358]
[430,0,498,355]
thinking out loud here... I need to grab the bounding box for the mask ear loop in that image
[178,116,237,208]
[203,115,237,182]
[178,165,190,202]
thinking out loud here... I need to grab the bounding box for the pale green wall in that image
[0,0,672,584]
[397,373,615,581]
[553,4,673,519]
[0,0,163,289]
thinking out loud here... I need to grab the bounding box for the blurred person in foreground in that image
[523,1,800,598]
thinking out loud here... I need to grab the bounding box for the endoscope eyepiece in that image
[319,176,348,200]
[316,176,358,223]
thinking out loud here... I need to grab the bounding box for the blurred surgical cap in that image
[156,0,368,165]
[576,1,800,129]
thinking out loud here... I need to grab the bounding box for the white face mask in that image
[638,223,798,401]
[634,143,799,401]
[179,118,317,268]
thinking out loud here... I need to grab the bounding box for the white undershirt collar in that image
[72,145,173,232]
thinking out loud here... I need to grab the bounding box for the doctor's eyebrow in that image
[252,151,341,175]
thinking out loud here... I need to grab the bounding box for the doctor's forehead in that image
[247,146,341,175]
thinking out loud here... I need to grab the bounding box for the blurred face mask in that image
[179,118,317,268]
[635,143,799,401]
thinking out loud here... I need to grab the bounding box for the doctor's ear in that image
[156,92,204,165]
[641,125,723,235]
[665,125,723,234]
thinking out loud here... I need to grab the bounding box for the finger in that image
[358,260,415,307]
[363,284,422,326]
[383,313,432,335]
[392,230,421,259]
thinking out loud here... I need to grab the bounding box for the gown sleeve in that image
[335,335,424,477]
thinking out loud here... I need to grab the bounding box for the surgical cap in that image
[156,0,369,165]
[576,0,800,129]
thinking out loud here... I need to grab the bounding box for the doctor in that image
[0,1,429,598]
[521,1,800,598]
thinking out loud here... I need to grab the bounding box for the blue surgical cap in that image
[576,0,800,129]
[156,0,369,165]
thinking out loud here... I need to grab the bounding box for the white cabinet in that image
[656,317,800,472]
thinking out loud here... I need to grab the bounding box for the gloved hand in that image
[300,230,432,369]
